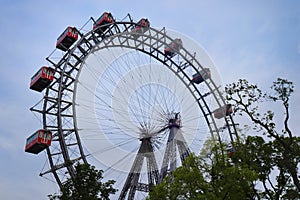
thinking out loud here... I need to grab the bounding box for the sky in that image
[0,0,299,199]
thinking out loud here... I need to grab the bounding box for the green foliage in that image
[270,78,294,106]
[229,135,300,199]
[149,136,300,199]
[149,78,300,199]
[149,154,213,200]
[225,78,300,198]
[148,149,258,200]
[48,163,116,200]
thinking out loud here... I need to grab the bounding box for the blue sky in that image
[0,0,299,199]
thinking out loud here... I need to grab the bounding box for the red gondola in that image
[25,129,52,154]
[227,145,235,157]
[93,12,114,34]
[131,18,150,37]
[164,38,183,57]
[56,26,78,51]
[192,68,211,84]
[213,104,233,119]
[30,66,55,92]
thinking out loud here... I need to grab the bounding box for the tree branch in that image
[283,102,293,140]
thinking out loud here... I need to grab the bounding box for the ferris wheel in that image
[26,12,238,200]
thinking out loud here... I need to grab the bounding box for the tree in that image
[225,78,300,199]
[230,135,300,199]
[148,146,258,200]
[149,78,300,200]
[48,163,117,200]
[148,154,214,200]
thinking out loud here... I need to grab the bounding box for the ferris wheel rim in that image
[37,18,238,197]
